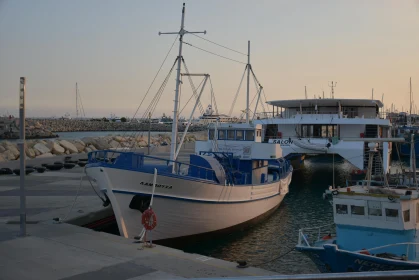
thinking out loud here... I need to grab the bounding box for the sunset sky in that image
[0,0,418,118]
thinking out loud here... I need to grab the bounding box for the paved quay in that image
[0,144,276,279]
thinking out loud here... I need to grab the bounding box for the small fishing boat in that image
[296,136,419,273]
[86,3,293,242]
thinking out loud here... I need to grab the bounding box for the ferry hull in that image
[86,165,292,241]
[296,244,419,273]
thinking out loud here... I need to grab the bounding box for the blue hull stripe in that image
[111,189,281,204]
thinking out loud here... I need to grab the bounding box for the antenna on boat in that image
[328,81,337,99]
[158,3,206,165]
[305,86,307,99]
[246,41,250,124]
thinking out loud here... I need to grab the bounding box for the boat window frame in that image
[218,130,226,140]
[385,208,399,222]
[336,204,348,215]
[236,130,244,141]
[227,130,235,140]
[367,200,383,219]
[245,130,255,141]
[350,205,365,217]
[404,209,411,222]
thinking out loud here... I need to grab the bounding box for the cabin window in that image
[404,209,410,222]
[227,130,235,140]
[218,130,226,140]
[236,130,244,140]
[385,209,399,221]
[209,129,215,140]
[245,130,255,141]
[368,201,382,217]
[351,205,365,216]
[416,204,419,223]
[336,204,348,214]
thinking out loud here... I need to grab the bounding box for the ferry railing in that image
[269,111,387,120]
[297,223,336,247]
[88,150,218,182]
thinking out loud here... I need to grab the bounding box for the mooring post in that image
[19,77,27,237]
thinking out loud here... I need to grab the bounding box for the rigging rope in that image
[209,77,219,115]
[183,41,247,65]
[228,65,247,116]
[189,33,248,56]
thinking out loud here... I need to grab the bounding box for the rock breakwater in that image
[0,131,207,162]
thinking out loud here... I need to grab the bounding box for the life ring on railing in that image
[142,208,157,230]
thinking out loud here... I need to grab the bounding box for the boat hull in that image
[86,165,292,241]
[296,244,419,273]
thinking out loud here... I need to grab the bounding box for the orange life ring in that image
[142,208,157,230]
[359,250,370,255]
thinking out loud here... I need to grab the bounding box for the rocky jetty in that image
[0,131,207,163]
[0,117,57,140]
[35,119,206,133]
[0,118,206,140]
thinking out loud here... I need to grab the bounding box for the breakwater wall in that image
[0,118,206,140]
[0,131,207,162]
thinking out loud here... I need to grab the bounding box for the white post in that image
[246,41,250,124]
[19,77,27,237]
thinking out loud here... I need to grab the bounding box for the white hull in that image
[86,166,292,240]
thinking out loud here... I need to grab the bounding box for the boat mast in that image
[159,3,206,164]
[246,41,250,124]
[76,83,79,119]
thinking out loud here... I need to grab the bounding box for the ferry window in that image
[336,204,348,214]
[368,201,382,216]
[245,130,255,141]
[209,129,215,140]
[404,209,410,222]
[351,205,365,216]
[385,209,399,221]
[218,130,226,140]
[236,130,244,140]
[227,130,235,140]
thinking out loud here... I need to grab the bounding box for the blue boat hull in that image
[296,244,419,273]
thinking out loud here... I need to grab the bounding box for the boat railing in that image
[270,111,386,120]
[297,223,336,247]
[358,242,419,261]
[88,150,218,181]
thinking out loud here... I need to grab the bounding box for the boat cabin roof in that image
[267,99,384,109]
[208,123,262,130]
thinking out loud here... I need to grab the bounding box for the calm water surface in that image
[171,155,356,274]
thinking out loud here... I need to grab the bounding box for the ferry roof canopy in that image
[266,99,384,108]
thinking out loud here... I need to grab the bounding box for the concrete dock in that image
[0,146,276,279]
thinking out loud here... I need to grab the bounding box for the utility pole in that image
[158,3,206,164]
[305,86,307,99]
[19,77,27,237]
[328,81,337,99]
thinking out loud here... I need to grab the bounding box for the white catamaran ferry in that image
[255,98,393,176]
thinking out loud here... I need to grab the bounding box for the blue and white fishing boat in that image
[85,4,293,241]
[295,136,419,273]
